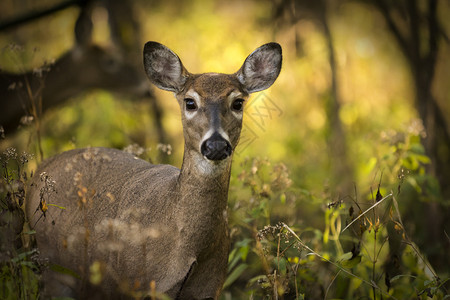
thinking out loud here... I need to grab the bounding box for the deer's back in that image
[26,147,186,297]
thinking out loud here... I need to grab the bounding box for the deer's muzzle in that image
[201,132,232,161]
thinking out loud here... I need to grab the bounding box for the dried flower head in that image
[157,143,172,155]
[123,143,146,157]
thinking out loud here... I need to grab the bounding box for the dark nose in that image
[201,132,232,161]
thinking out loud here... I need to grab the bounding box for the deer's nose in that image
[201,132,232,161]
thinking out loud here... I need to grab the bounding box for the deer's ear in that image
[236,43,282,93]
[143,42,189,92]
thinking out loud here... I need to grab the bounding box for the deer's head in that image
[143,42,282,171]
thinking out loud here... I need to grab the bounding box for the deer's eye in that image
[184,98,197,111]
[231,99,245,112]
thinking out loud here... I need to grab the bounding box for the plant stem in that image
[282,223,398,300]
[341,193,392,233]
[373,228,377,300]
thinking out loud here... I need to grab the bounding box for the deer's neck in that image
[176,149,231,247]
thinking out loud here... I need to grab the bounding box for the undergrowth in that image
[222,127,450,299]
[0,147,40,299]
[1,126,450,299]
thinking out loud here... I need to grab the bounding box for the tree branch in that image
[0,0,86,32]
[426,0,438,74]
[406,0,420,64]
[373,0,411,60]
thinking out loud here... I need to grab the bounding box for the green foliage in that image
[0,249,40,300]
[223,128,449,299]
[0,148,40,300]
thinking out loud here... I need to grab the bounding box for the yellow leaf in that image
[40,200,48,213]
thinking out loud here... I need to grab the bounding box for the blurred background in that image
[1,0,449,298]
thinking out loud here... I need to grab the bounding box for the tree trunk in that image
[320,6,355,197]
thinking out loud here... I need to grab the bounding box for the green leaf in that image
[274,257,288,275]
[337,252,353,262]
[390,274,417,283]
[409,142,425,154]
[50,263,80,279]
[342,255,361,268]
[337,252,362,268]
[227,248,240,272]
[223,263,248,289]
[415,154,430,164]
[48,203,66,209]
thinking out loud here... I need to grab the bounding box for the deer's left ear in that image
[236,43,282,93]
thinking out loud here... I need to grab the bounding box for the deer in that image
[26,41,282,299]
[0,4,149,136]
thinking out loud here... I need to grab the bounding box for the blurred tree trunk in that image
[104,0,168,149]
[273,0,355,197]
[318,3,355,197]
[372,0,449,267]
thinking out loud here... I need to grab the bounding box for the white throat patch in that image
[193,151,229,176]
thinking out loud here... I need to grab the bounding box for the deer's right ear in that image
[143,42,188,92]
